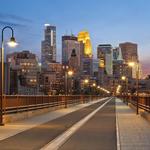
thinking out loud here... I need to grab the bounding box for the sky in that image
[0,0,150,76]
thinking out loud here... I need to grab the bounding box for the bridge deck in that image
[0,97,150,150]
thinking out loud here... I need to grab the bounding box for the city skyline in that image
[0,0,150,76]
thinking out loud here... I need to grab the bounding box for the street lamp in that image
[67,70,74,94]
[121,76,129,104]
[0,26,18,125]
[84,79,89,84]
[128,61,140,114]
[92,83,96,87]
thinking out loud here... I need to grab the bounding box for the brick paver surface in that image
[116,98,150,150]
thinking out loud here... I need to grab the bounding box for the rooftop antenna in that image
[71,29,74,36]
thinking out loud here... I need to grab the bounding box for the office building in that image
[78,31,93,77]
[7,50,39,95]
[41,24,56,67]
[62,35,81,67]
[119,42,140,78]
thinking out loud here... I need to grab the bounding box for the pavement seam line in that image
[40,97,113,150]
[115,98,121,150]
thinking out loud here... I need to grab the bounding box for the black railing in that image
[119,95,150,112]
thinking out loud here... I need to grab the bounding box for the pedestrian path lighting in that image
[121,76,129,104]
[68,70,73,76]
[121,76,126,81]
[92,83,96,87]
[97,86,100,89]
[1,26,18,126]
[116,85,122,95]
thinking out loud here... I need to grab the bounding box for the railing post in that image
[137,95,139,115]
[65,95,67,108]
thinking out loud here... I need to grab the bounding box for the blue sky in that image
[0,0,150,74]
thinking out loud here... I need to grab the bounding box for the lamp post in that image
[121,76,128,104]
[67,70,73,95]
[62,65,69,95]
[83,79,89,94]
[128,61,140,114]
[0,26,17,126]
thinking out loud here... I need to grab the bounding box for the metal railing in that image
[119,95,150,112]
[1,95,103,115]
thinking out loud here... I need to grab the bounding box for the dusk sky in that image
[0,0,150,76]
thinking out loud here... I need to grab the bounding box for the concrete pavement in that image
[116,98,150,150]
[59,99,116,150]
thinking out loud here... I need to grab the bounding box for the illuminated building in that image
[6,51,39,95]
[78,31,93,77]
[78,31,92,57]
[41,24,56,67]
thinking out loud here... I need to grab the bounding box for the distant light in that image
[121,76,126,80]
[44,24,50,27]
[38,63,42,67]
[92,83,96,87]
[128,62,135,67]
[68,70,73,76]
[84,79,89,84]
[97,86,100,89]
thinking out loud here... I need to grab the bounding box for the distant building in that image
[119,42,138,63]
[113,60,130,79]
[78,31,93,77]
[39,62,63,95]
[119,42,140,78]
[113,47,123,61]
[78,31,92,57]
[62,35,80,67]
[41,24,56,67]
[97,44,113,75]
[7,50,40,95]
[97,44,113,86]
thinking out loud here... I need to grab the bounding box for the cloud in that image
[0,12,33,28]
[0,20,27,28]
[0,13,32,23]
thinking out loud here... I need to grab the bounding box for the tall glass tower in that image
[41,24,56,67]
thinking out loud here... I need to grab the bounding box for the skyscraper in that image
[119,42,140,78]
[41,24,56,67]
[119,42,138,63]
[78,31,92,57]
[62,35,81,66]
[97,44,113,75]
[78,31,93,77]
[97,44,113,86]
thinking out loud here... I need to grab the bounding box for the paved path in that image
[1,97,150,150]
[0,98,109,150]
[116,98,150,150]
[0,98,107,141]
[59,99,117,150]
